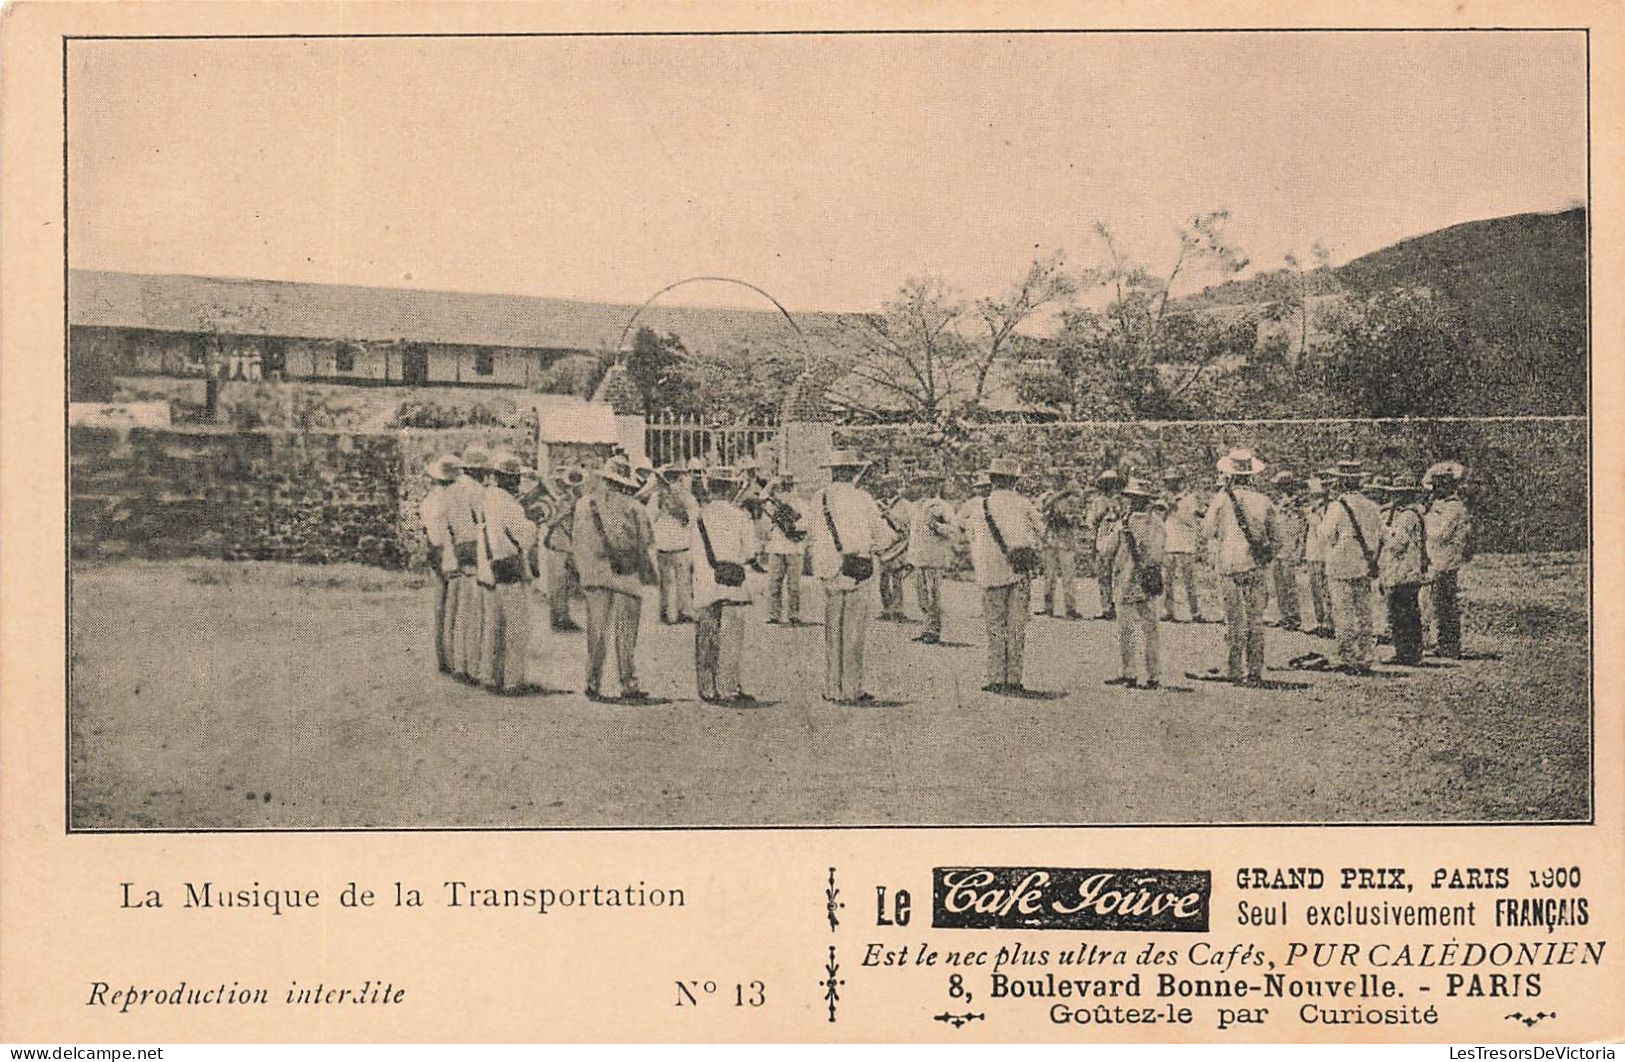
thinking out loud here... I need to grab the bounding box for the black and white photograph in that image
[65,30,1590,831]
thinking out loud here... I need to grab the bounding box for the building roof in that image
[69,269,833,357]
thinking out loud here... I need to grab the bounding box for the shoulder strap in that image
[821,490,845,553]
[1412,504,1430,573]
[588,496,614,551]
[696,513,721,570]
[1337,497,1376,565]
[1121,518,1143,571]
[1224,486,1267,558]
[982,497,1011,557]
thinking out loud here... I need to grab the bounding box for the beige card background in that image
[2,0,1622,1044]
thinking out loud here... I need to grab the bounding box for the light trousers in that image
[983,580,1032,687]
[1330,576,1376,669]
[822,583,872,701]
[767,552,802,622]
[1116,597,1161,683]
[480,581,532,692]
[1306,561,1332,632]
[1040,546,1077,614]
[657,550,693,622]
[1162,552,1202,620]
[1221,568,1269,681]
[879,566,908,616]
[449,572,485,681]
[1271,561,1302,628]
[916,567,944,638]
[431,573,452,672]
[695,601,747,698]
[584,588,642,695]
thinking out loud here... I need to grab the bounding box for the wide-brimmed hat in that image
[489,450,528,478]
[658,462,687,479]
[1271,469,1296,487]
[972,471,992,489]
[599,455,642,489]
[1096,468,1126,484]
[459,446,492,471]
[702,464,742,484]
[1423,460,1467,487]
[821,449,870,469]
[1160,468,1184,482]
[425,453,461,482]
[1334,458,1365,480]
[1387,473,1420,494]
[1217,448,1265,476]
[987,457,1022,479]
[1366,475,1391,494]
[1122,476,1157,498]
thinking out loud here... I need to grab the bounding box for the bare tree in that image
[827,276,972,420]
[969,250,1078,405]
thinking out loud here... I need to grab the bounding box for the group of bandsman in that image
[418,442,1472,704]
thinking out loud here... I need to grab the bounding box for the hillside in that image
[1185,208,1587,414]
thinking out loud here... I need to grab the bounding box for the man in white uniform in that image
[907,472,957,645]
[691,466,759,703]
[478,450,539,694]
[961,458,1044,693]
[419,452,460,674]
[1159,468,1207,623]
[761,472,809,625]
[1319,460,1384,674]
[807,450,896,705]
[649,463,696,625]
[1202,448,1280,686]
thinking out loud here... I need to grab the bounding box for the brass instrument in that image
[764,491,807,543]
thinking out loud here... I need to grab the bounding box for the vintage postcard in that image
[1,0,1621,1045]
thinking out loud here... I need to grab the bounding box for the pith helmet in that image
[1423,460,1467,488]
[488,450,529,477]
[1217,448,1265,477]
[425,453,461,482]
[599,455,641,489]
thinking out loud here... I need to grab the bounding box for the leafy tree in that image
[1314,288,1479,417]
[662,341,809,423]
[625,326,686,416]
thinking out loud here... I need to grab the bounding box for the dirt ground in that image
[68,553,1590,829]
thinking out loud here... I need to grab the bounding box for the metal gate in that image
[645,411,778,470]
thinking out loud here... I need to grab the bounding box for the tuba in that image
[765,487,807,543]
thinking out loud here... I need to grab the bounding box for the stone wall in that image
[71,425,531,570]
[834,417,1587,554]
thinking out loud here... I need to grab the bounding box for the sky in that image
[68,31,1587,312]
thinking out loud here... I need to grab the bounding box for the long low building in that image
[68,269,830,398]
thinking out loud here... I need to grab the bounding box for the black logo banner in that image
[932,867,1211,932]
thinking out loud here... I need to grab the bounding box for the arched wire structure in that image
[611,275,804,353]
[608,276,816,472]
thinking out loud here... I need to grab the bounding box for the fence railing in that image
[645,411,779,469]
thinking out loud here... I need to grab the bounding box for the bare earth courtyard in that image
[67,554,1589,830]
